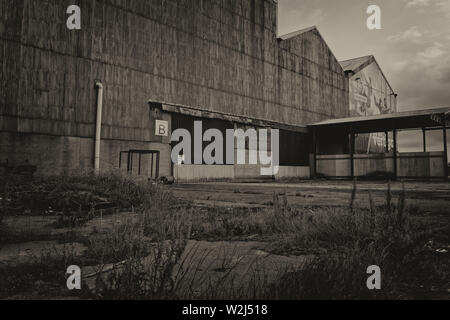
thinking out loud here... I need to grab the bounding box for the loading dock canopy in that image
[308,107,450,133]
[148,100,309,134]
[308,106,449,180]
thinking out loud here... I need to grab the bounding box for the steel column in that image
[312,128,317,178]
[422,128,427,153]
[443,117,448,180]
[350,128,355,179]
[393,128,398,180]
[385,131,389,153]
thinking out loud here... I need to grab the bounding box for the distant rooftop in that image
[339,55,374,73]
[278,26,317,41]
[339,55,396,94]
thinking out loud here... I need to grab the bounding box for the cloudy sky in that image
[278,0,450,152]
[278,0,450,111]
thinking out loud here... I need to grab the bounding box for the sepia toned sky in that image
[278,0,450,152]
[278,0,450,111]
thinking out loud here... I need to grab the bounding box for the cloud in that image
[308,8,327,24]
[436,0,450,18]
[387,26,423,42]
[393,55,450,109]
[441,69,450,82]
[277,0,450,110]
[418,43,445,59]
[387,37,450,109]
[400,42,449,79]
[277,1,326,35]
[405,0,430,7]
[390,60,409,72]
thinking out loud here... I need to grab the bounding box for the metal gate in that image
[119,150,160,179]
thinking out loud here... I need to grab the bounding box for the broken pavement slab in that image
[81,240,313,298]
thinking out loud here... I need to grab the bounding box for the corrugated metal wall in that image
[1,0,348,174]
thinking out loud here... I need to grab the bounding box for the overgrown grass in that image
[1,173,448,299]
[261,181,449,299]
[81,205,193,299]
[0,171,175,244]
[0,243,83,299]
[0,170,174,217]
[84,180,448,299]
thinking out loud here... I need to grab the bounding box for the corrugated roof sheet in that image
[339,55,373,72]
[148,100,308,133]
[278,26,317,41]
[308,107,450,127]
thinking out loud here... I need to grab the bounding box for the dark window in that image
[279,130,310,166]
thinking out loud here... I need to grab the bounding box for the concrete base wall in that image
[173,164,310,182]
[316,152,446,178]
[275,166,310,180]
[233,164,263,179]
[0,132,171,177]
[174,165,235,182]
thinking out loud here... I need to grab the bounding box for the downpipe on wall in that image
[94,81,104,174]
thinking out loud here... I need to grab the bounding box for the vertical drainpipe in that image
[94,81,104,174]
[350,127,355,179]
[443,113,448,180]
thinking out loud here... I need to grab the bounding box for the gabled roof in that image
[339,55,374,73]
[339,55,396,94]
[277,26,344,73]
[277,26,317,41]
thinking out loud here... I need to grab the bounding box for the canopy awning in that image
[308,107,450,134]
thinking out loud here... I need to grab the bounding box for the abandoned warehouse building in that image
[1,0,449,181]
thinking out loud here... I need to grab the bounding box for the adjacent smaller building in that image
[340,55,397,154]
[309,107,449,180]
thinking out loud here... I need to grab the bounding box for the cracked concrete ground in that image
[1,180,448,299]
[169,180,450,214]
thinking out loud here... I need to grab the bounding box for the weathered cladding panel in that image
[0,40,4,111]
[0,0,24,40]
[280,28,348,121]
[8,0,347,140]
[0,40,21,120]
[0,0,24,122]
[16,1,243,136]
